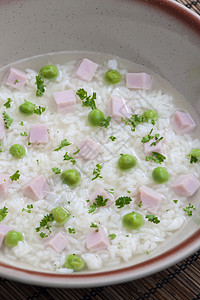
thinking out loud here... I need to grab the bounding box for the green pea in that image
[104,69,122,84]
[9,144,26,159]
[122,212,143,230]
[190,149,200,159]
[5,231,23,247]
[142,110,158,123]
[51,207,70,226]
[64,254,85,272]
[39,65,58,80]
[152,167,169,184]
[118,154,137,171]
[19,100,36,115]
[88,109,105,127]
[61,169,80,187]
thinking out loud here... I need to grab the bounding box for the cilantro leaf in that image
[183,203,196,216]
[115,196,132,209]
[35,75,46,97]
[34,106,46,115]
[54,139,71,151]
[3,98,12,109]
[3,111,13,129]
[0,206,8,221]
[109,234,116,240]
[35,213,54,237]
[92,163,102,181]
[145,214,160,224]
[10,170,20,181]
[88,195,109,213]
[99,116,111,129]
[76,89,97,110]
[145,152,166,164]
[52,167,61,174]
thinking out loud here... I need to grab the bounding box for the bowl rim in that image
[0,0,200,288]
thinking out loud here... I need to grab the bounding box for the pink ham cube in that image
[53,90,76,113]
[90,187,114,207]
[109,96,131,120]
[144,138,163,156]
[0,225,11,247]
[47,232,68,253]
[29,124,49,144]
[24,175,49,201]
[172,111,196,134]
[0,116,5,140]
[126,73,152,90]
[172,173,200,197]
[0,174,11,196]
[86,227,110,251]
[5,67,28,89]
[137,186,163,213]
[73,58,98,81]
[78,137,101,160]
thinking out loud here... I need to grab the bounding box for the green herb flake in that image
[0,206,8,222]
[73,146,80,155]
[20,132,27,136]
[68,228,76,234]
[40,232,48,238]
[121,114,144,132]
[88,195,109,213]
[115,196,132,209]
[150,136,163,147]
[138,201,142,208]
[63,152,76,165]
[3,98,12,109]
[104,188,114,195]
[14,79,19,84]
[146,250,150,255]
[141,128,154,143]
[54,139,71,151]
[109,234,116,240]
[173,200,178,204]
[99,116,111,129]
[190,155,198,164]
[20,121,24,126]
[10,170,20,181]
[34,106,46,115]
[145,214,160,224]
[183,203,196,216]
[127,190,131,194]
[35,75,46,97]
[3,111,13,129]
[35,213,54,238]
[52,167,61,174]
[76,88,97,110]
[145,152,166,164]
[90,222,99,231]
[22,204,33,214]
[92,163,102,181]
[109,136,116,141]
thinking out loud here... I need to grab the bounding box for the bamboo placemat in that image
[0,1,200,299]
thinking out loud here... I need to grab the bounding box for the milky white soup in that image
[0,52,199,273]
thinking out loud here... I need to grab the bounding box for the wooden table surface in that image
[0,1,200,299]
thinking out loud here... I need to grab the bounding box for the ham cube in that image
[126,73,152,90]
[53,90,76,113]
[47,232,68,253]
[0,225,11,247]
[90,187,114,207]
[0,174,11,196]
[109,96,131,120]
[172,111,196,134]
[5,67,28,89]
[73,58,98,81]
[24,175,49,201]
[0,116,5,140]
[137,186,163,213]
[86,228,110,251]
[78,137,101,160]
[29,124,49,144]
[172,173,200,197]
[144,138,163,156]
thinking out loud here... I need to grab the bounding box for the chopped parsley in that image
[73,146,80,155]
[109,234,116,240]
[0,206,8,221]
[138,201,142,208]
[92,163,102,181]
[121,114,144,132]
[76,88,97,110]
[99,116,111,129]
[35,213,54,238]
[173,200,178,204]
[190,155,198,164]
[109,136,116,141]
[150,136,163,146]
[3,111,13,129]
[10,170,20,181]
[20,132,27,136]
[146,250,150,255]
[35,75,45,97]
[104,188,114,195]
[22,204,33,214]
[183,203,196,216]
[145,214,160,224]
[115,196,132,209]
[68,228,76,234]
[141,128,154,143]
[127,190,131,194]
[90,222,99,231]
[14,79,19,84]
[0,142,2,153]
[63,152,76,165]
[3,98,12,109]
[88,195,109,213]
[145,152,166,164]
[34,106,46,115]
[36,159,39,164]
[20,121,24,126]
[54,139,71,151]
[52,167,61,174]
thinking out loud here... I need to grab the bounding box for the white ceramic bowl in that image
[0,0,199,287]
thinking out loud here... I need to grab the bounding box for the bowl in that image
[0,0,199,288]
